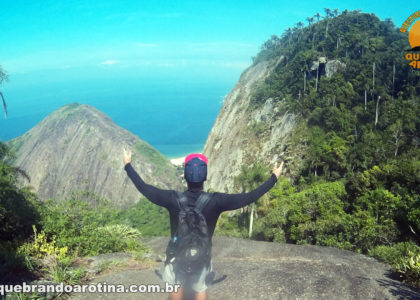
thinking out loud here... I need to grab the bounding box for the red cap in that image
[184,153,208,165]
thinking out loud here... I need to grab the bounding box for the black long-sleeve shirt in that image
[124,163,277,238]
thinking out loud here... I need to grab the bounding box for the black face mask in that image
[184,157,207,183]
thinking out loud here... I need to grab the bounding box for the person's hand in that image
[123,148,132,166]
[272,161,284,179]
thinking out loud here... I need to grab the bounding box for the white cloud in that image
[100,60,119,65]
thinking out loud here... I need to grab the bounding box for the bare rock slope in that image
[203,56,347,192]
[8,103,182,207]
[203,58,296,192]
[71,237,420,300]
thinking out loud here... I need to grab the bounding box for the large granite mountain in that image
[7,103,183,207]
[203,58,296,192]
[203,11,412,192]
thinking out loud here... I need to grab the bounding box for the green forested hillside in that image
[217,10,420,287]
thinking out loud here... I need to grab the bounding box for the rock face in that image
[70,236,420,300]
[310,57,346,78]
[7,103,183,207]
[203,55,346,192]
[203,58,296,192]
[326,59,346,77]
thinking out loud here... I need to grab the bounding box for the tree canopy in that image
[231,10,420,287]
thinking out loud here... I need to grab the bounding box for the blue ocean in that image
[0,70,236,158]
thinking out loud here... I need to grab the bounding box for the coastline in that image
[168,149,205,166]
[170,157,185,166]
[167,146,204,166]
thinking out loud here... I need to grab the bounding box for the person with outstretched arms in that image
[123,149,284,300]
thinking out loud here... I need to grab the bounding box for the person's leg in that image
[169,287,183,300]
[163,262,183,300]
[195,291,207,300]
[192,260,212,300]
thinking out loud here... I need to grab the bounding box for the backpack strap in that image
[195,192,212,212]
[175,191,212,212]
[175,191,188,209]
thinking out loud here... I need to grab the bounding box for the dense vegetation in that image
[0,167,152,286]
[0,159,169,285]
[0,143,154,292]
[217,10,420,287]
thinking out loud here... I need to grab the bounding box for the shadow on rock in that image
[377,272,420,300]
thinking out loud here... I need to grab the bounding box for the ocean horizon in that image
[0,72,235,158]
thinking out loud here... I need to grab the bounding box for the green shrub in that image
[0,243,29,282]
[116,199,170,237]
[18,226,68,260]
[368,243,420,287]
[97,224,148,253]
[0,178,40,242]
[37,197,148,256]
[395,252,420,288]
[368,242,420,265]
[42,256,85,285]
[214,212,250,238]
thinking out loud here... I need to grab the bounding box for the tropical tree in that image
[295,22,305,42]
[234,163,269,237]
[296,21,304,29]
[324,8,332,18]
[284,28,293,45]
[306,16,314,26]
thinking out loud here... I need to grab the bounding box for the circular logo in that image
[409,19,420,49]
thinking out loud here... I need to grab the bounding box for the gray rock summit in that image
[7,103,182,207]
[71,236,420,300]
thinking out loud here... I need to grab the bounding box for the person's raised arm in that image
[216,161,284,211]
[123,148,174,208]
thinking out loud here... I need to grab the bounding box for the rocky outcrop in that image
[325,59,346,77]
[310,56,327,71]
[69,236,420,300]
[310,57,346,78]
[7,103,183,207]
[203,58,296,192]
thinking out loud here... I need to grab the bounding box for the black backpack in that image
[166,191,212,277]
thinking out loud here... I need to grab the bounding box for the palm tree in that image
[0,65,8,119]
[306,16,314,26]
[315,12,321,22]
[324,8,332,18]
[234,163,269,238]
[296,21,304,29]
[284,28,292,45]
[295,22,305,42]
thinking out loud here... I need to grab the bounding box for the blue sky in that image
[0,0,416,77]
[0,0,418,152]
